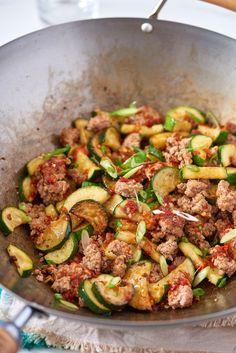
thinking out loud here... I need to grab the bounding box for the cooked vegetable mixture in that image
[2,104,236,314]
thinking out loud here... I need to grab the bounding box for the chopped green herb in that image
[81,181,97,188]
[122,165,143,179]
[116,219,123,228]
[101,145,108,154]
[192,288,205,297]
[45,144,70,159]
[100,158,118,179]
[156,194,164,206]
[139,190,147,201]
[217,277,227,288]
[110,107,139,117]
[136,220,146,243]
[54,293,63,301]
[114,158,123,166]
[181,236,189,243]
[121,150,147,170]
[148,146,165,162]
[107,276,121,288]
[160,255,168,276]
[18,202,26,211]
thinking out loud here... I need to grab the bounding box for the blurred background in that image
[0,0,236,47]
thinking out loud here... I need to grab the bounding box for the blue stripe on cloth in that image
[0,286,48,350]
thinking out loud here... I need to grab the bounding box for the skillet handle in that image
[0,305,47,353]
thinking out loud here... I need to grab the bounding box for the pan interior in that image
[0,18,236,326]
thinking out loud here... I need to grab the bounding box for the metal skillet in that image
[0,0,236,351]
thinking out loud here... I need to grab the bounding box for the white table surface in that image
[0,0,235,352]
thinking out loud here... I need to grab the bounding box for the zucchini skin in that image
[99,127,121,151]
[0,207,31,236]
[7,244,33,278]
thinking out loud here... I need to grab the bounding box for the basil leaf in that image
[116,219,123,228]
[217,277,227,288]
[100,158,118,179]
[45,144,71,159]
[122,165,142,179]
[192,288,205,297]
[148,146,165,162]
[136,220,146,243]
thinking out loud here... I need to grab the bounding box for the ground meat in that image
[232,210,236,227]
[177,193,212,218]
[60,127,80,146]
[114,179,143,198]
[157,239,178,261]
[158,215,185,239]
[202,219,216,238]
[216,180,236,212]
[226,133,236,144]
[168,285,193,309]
[122,133,141,150]
[172,256,185,267]
[210,245,236,277]
[184,180,210,198]
[127,105,162,126]
[150,229,165,242]
[149,263,163,283]
[112,255,127,278]
[23,203,53,245]
[224,121,236,134]
[186,229,210,250]
[106,240,133,260]
[215,218,233,238]
[67,168,87,185]
[163,135,192,168]
[35,156,71,205]
[87,111,111,131]
[228,239,236,261]
[82,241,102,273]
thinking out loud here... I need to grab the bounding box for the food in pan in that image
[2,104,236,314]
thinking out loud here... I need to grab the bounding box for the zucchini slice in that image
[35,214,71,252]
[45,204,58,218]
[69,147,101,180]
[226,167,236,185]
[130,248,143,264]
[115,230,136,244]
[181,166,227,179]
[104,194,123,214]
[120,124,163,137]
[149,258,194,303]
[92,274,134,310]
[113,199,151,223]
[124,261,153,310]
[87,133,109,162]
[27,155,44,175]
[198,125,228,144]
[140,237,161,264]
[179,242,224,286]
[190,135,212,151]
[149,132,189,150]
[218,144,236,167]
[0,207,31,236]
[7,244,33,277]
[79,279,111,315]
[164,106,205,132]
[99,127,121,151]
[44,233,78,265]
[19,176,37,202]
[70,200,108,235]
[63,186,110,212]
[152,167,180,199]
[73,222,94,240]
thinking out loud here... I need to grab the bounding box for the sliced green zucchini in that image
[44,232,78,265]
[74,117,93,145]
[152,167,180,200]
[198,125,228,144]
[100,157,118,179]
[192,149,207,167]
[92,274,134,310]
[27,155,44,175]
[0,207,31,236]
[124,261,153,310]
[45,204,58,218]
[102,175,116,193]
[120,124,163,137]
[69,147,101,180]
[164,106,205,132]
[73,222,94,240]
[70,200,108,235]
[87,133,108,162]
[19,176,37,202]
[181,166,227,179]
[226,167,236,185]
[113,199,151,223]
[110,107,139,117]
[149,258,194,303]
[104,194,123,214]
[56,200,65,213]
[179,242,224,286]
[130,247,143,264]
[115,230,136,244]
[35,214,71,252]
[7,244,33,277]
[140,237,161,264]
[190,135,212,151]
[99,127,121,151]
[63,186,110,212]
[218,144,236,167]
[149,132,189,150]
[79,279,111,315]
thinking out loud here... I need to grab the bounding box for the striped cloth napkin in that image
[1,287,236,353]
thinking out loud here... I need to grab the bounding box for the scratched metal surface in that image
[0,19,236,327]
